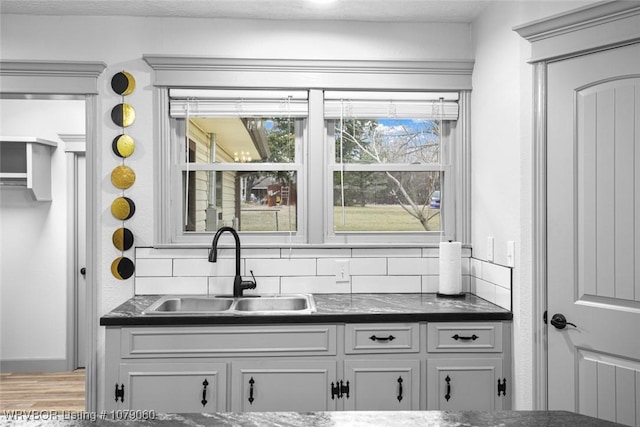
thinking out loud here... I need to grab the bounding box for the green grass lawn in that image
[239,204,440,232]
[333,205,440,232]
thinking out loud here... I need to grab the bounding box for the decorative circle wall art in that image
[111,196,136,221]
[110,70,137,280]
[111,256,135,280]
[112,227,134,251]
[111,103,136,128]
[111,71,136,96]
[110,165,136,189]
[112,134,135,158]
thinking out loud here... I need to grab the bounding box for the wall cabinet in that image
[104,320,510,412]
[0,137,57,201]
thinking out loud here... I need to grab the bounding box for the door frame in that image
[62,134,86,370]
[515,1,640,410]
[0,60,106,411]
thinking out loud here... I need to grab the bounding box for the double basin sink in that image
[143,294,316,316]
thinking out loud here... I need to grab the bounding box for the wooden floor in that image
[0,370,85,412]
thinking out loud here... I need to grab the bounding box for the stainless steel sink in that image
[143,294,316,315]
[149,297,234,313]
[234,296,311,312]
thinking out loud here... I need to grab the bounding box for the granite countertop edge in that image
[100,293,513,326]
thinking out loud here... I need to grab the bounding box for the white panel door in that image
[547,42,640,426]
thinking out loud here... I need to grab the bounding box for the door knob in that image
[550,313,576,330]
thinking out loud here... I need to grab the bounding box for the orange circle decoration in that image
[111,256,135,280]
[112,227,134,251]
[111,71,136,96]
[112,134,135,158]
[111,197,136,220]
[111,103,136,127]
[111,165,136,189]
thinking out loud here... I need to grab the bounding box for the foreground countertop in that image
[0,411,625,426]
[100,293,511,326]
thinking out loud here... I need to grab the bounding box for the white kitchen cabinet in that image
[426,322,511,410]
[116,362,226,412]
[104,320,510,412]
[231,359,338,412]
[0,137,57,201]
[427,357,504,410]
[343,359,420,410]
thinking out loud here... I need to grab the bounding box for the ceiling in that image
[0,0,496,23]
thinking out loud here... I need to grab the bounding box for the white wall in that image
[470,0,595,409]
[0,99,85,367]
[0,13,472,406]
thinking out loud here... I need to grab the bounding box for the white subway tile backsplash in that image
[246,258,316,276]
[495,285,511,310]
[482,262,512,289]
[135,258,173,277]
[473,277,497,305]
[388,257,430,275]
[136,277,208,295]
[283,248,351,258]
[352,275,421,293]
[422,275,440,293]
[350,257,387,276]
[208,276,280,296]
[281,276,350,294]
[131,249,510,309]
[136,247,208,259]
[173,258,240,277]
[352,248,421,258]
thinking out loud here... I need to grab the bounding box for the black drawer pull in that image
[445,375,451,401]
[201,379,208,406]
[369,335,396,342]
[397,377,403,402]
[452,334,478,341]
[248,377,255,404]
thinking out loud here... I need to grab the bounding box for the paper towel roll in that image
[439,241,462,295]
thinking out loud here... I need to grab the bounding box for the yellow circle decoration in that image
[111,71,136,96]
[111,196,136,220]
[111,256,135,280]
[112,134,135,158]
[112,227,134,251]
[111,103,136,127]
[111,165,136,189]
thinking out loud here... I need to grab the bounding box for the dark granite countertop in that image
[100,293,512,326]
[0,411,625,426]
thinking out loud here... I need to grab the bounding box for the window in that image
[165,90,308,245]
[324,92,458,244]
[148,56,471,247]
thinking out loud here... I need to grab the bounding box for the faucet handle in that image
[241,270,257,290]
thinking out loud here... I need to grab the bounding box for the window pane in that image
[332,118,440,164]
[333,171,441,232]
[187,117,298,164]
[183,171,297,232]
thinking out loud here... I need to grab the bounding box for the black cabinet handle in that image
[201,379,208,406]
[369,335,396,342]
[397,377,403,402]
[444,375,451,401]
[452,334,478,341]
[248,377,255,404]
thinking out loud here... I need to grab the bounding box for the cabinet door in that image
[343,360,420,411]
[118,362,227,412]
[427,358,504,410]
[231,360,337,412]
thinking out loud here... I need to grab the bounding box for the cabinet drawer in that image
[427,323,502,353]
[121,325,337,358]
[345,323,419,354]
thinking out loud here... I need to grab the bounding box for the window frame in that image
[146,56,472,247]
